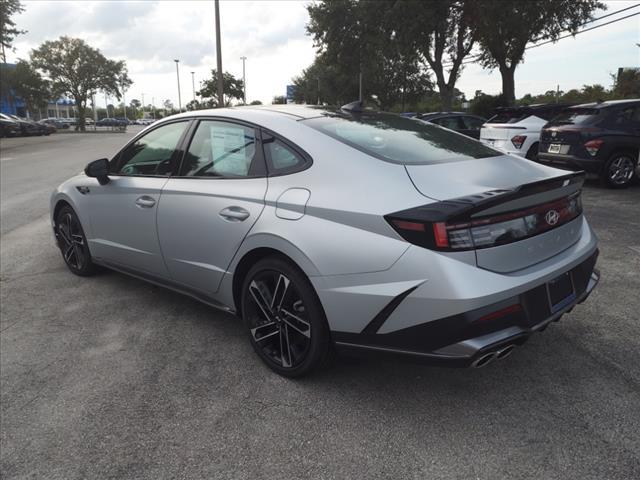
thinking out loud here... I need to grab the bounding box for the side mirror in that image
[85,158,110,185]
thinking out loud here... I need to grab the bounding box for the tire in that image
[55,205,96,276]
[525,142,539,161]
[602,151,637,189]
[241,256,331,377]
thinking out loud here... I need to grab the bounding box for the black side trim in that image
[361,285,419,334]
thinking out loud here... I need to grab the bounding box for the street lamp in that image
[214,0,224,108]
[141,92,145,117]
[191,71,196,105]
[174,59,182,112]
[240,56,247,104]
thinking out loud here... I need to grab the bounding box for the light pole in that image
[240,56,247,104]
[141,92,145,118]
[191,71,196,105]
[174,59,182,112]
[122,85,127,120]
[317,77,320,105]
[151,97,155,119]
[214,0,224,108]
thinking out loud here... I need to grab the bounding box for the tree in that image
[272,95,287,105]
[197,69,244,107]
[186,99,201,111]
[389,0,475,110]
[30,36,132,131]
[249,100,262,105]
[0,0,25,62]
[163,99,174,110]
[11,60,51,116]
[472,0,604,105]
[305,0,432,110]
[612,68,640,99]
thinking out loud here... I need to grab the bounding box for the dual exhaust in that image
[471,344,516,368]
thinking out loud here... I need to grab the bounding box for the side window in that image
[433,116,463,130]
[116,121,188,175]
[460,116,484,130]
[263,136,307,174]
[182,120,257,177]
[615,107,640,125]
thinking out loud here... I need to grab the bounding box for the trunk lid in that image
[403,156,585,272]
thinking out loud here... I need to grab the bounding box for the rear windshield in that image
[546,108,600,126]
[303,112,500,165]
[486,111,530,124]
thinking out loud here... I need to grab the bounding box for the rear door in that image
[87,120,191,277]
[157,119,268,294]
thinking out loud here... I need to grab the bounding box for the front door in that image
[87,120,190,277]
[157,119,268,294]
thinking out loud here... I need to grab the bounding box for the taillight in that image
[387,192,583,251]
[584,139,603,156]
[511,135,527,149]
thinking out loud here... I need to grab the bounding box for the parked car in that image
[9,115,49,136]
[480,104,571,160]
[0,113,21,137]
[538,99,640,188]
[96,117,127,127]
[40,118,70,129]
[51,105,599,377]
[85,117,95,125]
[37,120,57,135]
[417,112,486,139]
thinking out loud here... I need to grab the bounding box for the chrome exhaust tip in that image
[495,344,516,360]
[471,352,497,368]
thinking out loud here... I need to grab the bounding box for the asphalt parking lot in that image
[1,131,639,479]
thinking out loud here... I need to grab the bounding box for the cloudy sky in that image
[7,0,640,108]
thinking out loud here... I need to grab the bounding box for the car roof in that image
[177,105,332,121]
[419,112,484,120]
[571,99,640,109]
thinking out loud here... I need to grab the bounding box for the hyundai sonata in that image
[50,104,599,376]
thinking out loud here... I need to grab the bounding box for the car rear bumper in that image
[537,153,602,174]
[332,249,599,367]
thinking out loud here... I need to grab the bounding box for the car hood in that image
[405,154,564,200]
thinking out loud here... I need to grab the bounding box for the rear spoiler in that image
[388,171,585,224]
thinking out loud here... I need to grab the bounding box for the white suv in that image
[480,104,570,161]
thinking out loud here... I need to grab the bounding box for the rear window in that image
[487,110,530,124]
[303,112,500,165]
[546,108,600,126]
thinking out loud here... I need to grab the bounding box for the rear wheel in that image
[55,205,96,276]
[525,142,539,161]
[602,151,636,188]
[241,256,331,377]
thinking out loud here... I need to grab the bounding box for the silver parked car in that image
[50,104,600,376]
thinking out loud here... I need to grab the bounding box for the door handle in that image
[219,206,250,222]
[135,195,156,208]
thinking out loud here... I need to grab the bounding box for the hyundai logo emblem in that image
[545,210,560,225]
[551,131,557,138]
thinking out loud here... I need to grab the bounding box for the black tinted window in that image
[182,120,257,177]
[614,106,640,124]
[304,112,500,165]
[432,116,464,130]
[117,121,188,175]
[264,137,306,173]
[460,116,485,130]
[546,108,600,126]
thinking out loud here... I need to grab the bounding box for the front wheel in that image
[55,205,96,276]
[602,152,636,188]
[241,256,331,377]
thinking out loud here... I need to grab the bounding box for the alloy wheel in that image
[57,212,86,271]
[608,155,635,185]
[245,270,312,369]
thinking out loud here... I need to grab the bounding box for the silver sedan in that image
[50,104,599,376]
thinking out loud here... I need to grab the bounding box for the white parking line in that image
[629,246,640,255]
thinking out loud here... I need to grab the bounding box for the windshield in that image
[486,111,530,124]
[546,108,600,126]
[303,112,500,165]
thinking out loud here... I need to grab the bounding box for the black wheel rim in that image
[244,270,311,368]
[57,212,86,270]
[608,156,634,185]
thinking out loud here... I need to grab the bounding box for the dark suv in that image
[538,99,640,188]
